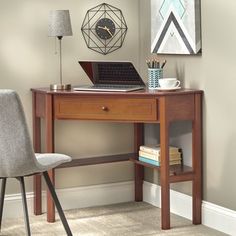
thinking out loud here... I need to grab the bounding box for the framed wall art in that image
[151,0,201,55]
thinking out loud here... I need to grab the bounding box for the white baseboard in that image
[3,181,134,219]
[143,181,236,236]
[202,201,236,236]
[2,191,36,218]
[143,181,192,219]
[3,180,236,235]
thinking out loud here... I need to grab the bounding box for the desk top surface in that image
[31,87,203,97]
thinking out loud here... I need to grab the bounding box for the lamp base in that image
[50,84,71,90]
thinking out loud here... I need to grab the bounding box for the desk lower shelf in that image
[57,153,134,168]
[57,154,194,184]
[130,158,194,183]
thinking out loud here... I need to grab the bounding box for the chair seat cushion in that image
[35,153,72,170]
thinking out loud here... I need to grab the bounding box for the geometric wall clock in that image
[81,3,128,55]
[151,0,202,55]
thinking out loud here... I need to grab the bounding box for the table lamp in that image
[48,10,73,90]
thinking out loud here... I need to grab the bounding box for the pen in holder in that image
[148,68,163,89]
[146,59,166,89]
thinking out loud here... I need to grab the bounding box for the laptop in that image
[74,61,145,92]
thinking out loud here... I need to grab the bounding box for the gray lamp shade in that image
[48,10,73,37]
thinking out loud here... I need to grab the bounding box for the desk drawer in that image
[54,96,158,121]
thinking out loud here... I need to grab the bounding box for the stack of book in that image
[138,145,182,166]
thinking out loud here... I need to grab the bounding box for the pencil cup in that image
[148,68,163,89]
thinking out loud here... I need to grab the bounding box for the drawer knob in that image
[102,106,109,111]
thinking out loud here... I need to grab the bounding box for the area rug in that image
[1,202,226,235]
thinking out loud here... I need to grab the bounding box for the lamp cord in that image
[54,37,57,55]
[59,38,62,85]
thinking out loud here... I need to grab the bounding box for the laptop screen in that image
[79,61,145,86]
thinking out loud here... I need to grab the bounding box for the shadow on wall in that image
[144,121,192,192]
[145,122,192,165]
[175,61,186,88]
[204,131,236,210]
[170,121,192,167]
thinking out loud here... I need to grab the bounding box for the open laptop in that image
[73,61,145,92]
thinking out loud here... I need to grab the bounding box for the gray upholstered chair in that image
[0,90,73,236]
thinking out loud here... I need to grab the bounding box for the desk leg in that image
[32,92,42,215]
[192,94,202,224]
[160,98,170,230]
[45,94,55,223]
[134,123,144,201]
[47,169,55,222]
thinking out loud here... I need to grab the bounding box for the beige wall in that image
[0,0,139,193]
[140,0,236,211]
[1,0,236,212]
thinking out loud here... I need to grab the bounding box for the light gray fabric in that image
[36,153,71,169]
[0,90,71,177]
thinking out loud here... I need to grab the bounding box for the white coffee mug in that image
[159,78,180,88]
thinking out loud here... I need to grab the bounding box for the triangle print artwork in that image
[151,0,202,55]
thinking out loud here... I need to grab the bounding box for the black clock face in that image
[95,18,116,40]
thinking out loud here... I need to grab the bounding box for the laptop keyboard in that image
[92,84,140,89]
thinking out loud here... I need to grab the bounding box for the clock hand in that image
[106,29,113,37]
[97,26,106,30]
[104,26,113,37]
[97,25,113,37]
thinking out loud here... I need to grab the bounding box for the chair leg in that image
[17,177,31,236]
[43,172,72,236]
[0,178,6,231]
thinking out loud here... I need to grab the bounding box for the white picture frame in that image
[151,0,202,55]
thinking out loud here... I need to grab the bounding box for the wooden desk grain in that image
[31,88,203,229]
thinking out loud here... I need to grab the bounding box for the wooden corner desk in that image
[31,87,203,230]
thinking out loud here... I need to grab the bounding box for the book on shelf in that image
[139,156,181,166]
[139,150,181,162]
[139,144,180,155]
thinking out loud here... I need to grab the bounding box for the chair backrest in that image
[0,90,39,177]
